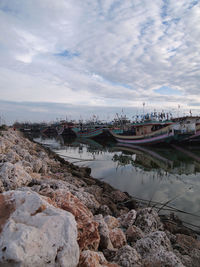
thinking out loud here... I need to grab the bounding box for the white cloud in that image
[0,0,200,121]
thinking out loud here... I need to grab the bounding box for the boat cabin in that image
[131,121,172,136]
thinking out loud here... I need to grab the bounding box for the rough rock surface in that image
[112,245,142,266]
[109,228,127,249]
[135,231,184,266]
[125,225,144,244]
[135,207,163,233]
[0,162,32,191]
[0,189,79,267]
[46,189,100,251]
[104,215,120,229]
[79,250,120,267]
[94,214,114,250]
[119,209,137,228]
[173,234,200,267]
[1,129,200,267]
[0,130,60,192]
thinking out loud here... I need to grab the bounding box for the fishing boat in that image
[56,121,76,136]
[71,123,123,139]
[109,120,175,145]
[173,116,200,143]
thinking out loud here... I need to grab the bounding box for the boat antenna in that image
[143,102,145,121]
[178,105,180,118]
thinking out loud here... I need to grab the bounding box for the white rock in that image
[118,209,137,228]
[94,214,113,250]
[0,162,32,190]
[135,231,172,256]
[135,207,163,233]
[113,245,142,266]
[0,189,79,267]
[135,231,184,267]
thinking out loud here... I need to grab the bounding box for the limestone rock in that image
[141,249,184,267]
[112,245,142,267]
[104,215,120,229]
[73,189,100,214]
[119,209,137,228]
[173,234,200,266]
[135,231,172,256]
[0,162,32,191]
[94,214,113,250]
[175,234,200,254]
[110,190,129,203]
[79,250,119,267]
[135,207,163,233]
[135,231,184,266]
[0,190,79,267]
[50,189,100,251]
[109,228,127,249]
[125,225,144,243]
[98,204,112,216]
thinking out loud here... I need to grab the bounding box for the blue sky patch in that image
[155,86,183,96]
[55,50,80,59]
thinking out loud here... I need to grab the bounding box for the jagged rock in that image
[112,245,142,267]
[0,180,4,193]
[85,185,103,199]
[141,249,184,267]
[0,162,32,191]
[173,234,200,266]
[32,159,44,173]
[48,189,100,251]
[98,204,112,216]
[118,209,137,228]
[135,231,172,256]
[104,215,120,229]
[109,228,127,249]
[135,207,163,233]
[94,214,113,250]
[5,149,21,163]
[125,225,144,243]
[79,250,119,267]
[0,190,79,267]
[135,231,184,266]
[174,234,200,254]
[110,190,129,203]
[73,189,100,214]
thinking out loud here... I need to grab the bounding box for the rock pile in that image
[0,129,200,266]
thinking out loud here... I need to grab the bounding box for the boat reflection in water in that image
[34,135,200,232]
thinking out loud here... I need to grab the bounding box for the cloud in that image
[0,0,200,122]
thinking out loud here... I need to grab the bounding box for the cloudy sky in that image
[0,0,200,124]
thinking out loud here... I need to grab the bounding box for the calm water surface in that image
[34,135,200,231]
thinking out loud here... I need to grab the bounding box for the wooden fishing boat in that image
[71,125,123,139]
[109,120,175,145]
[72,126,105,138]
[172,116,200,143]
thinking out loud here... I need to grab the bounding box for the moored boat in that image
[109,120,175,145]
[72,126,105,138]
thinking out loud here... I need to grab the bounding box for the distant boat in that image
[71,124,123,139]
[72,126,105,138]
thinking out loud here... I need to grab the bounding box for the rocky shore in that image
[0,128,200,266]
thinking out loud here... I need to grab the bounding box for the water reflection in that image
[34,134,200,231]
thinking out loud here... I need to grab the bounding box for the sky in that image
[0,0,200,124]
